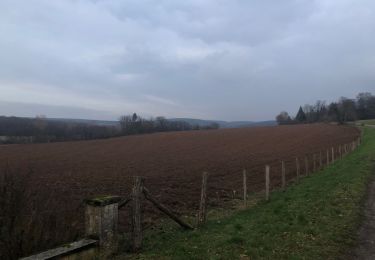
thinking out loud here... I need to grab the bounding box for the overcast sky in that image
[0,0,374,121]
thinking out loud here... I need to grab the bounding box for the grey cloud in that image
[0,0,374,121]
[0,101,116,120]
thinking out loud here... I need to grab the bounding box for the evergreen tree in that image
[295,106,306,122]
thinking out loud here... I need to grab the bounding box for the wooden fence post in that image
[198,172,209,226]
[339,145,342,159]
[132,176,143,252]
[85,195,121,250]
[305,156,309,175]
[331,147,334,163]
[296,157,300,182]
[281,161,286,191]
[319,151,322,169]
[327,149,330,165]
[313,154,316,173]
[265,165,270,201]
[243,169,247,207]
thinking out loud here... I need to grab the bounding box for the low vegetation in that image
[128,127,375,259]
[357,119,375,126]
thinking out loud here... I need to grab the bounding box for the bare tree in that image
[276,111,292,125]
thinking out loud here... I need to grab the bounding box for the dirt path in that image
[351,173,375,259]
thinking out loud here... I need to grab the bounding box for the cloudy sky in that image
[0,0,374,121]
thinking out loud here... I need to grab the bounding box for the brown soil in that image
[0,124,359,255]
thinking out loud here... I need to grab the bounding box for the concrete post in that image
[85,196,121,250]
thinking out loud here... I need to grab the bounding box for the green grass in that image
[123,127,375,260]
[357,119,375,126]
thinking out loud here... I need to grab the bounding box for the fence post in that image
[243,169,247,207]
[319,151,322,169]
[313,154,316,172]
[331,147,334,163]
[85,195,121,250]
[281,161,286,191]
[198,172,209,226]
[132,176,144,252]
[305,156,309,175]
[327,149,330,165]
[296,157,300,182]
[265,165,270,201]
[339,145,342,159]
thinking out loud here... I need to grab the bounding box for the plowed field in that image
[0,124,359,255]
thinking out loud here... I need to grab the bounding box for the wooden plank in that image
[281,161,286,191]
[21,239,98,260]
[198,172,209,226]
[265,165,270,201]
[143,187,193,230]
[332,147,335,163]
[132,176,143,252]
[243,169,247,206]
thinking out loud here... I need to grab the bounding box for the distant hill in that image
[46,117,276,128]
[168,118,276,128]
[46,118,119,126]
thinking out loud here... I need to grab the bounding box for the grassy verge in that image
[123,127,375,260]
[357,119,375,126]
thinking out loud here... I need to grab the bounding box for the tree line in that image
[276,92,375,125]
[0,114,219,144]
[0,116,119,143]
[119,113,219,135]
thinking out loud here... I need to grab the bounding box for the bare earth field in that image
[0,124,359,255]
